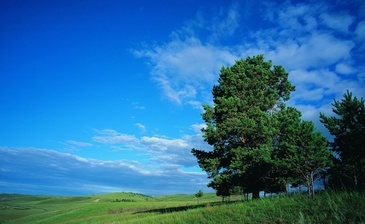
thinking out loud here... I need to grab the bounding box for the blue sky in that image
[1,0,364,196]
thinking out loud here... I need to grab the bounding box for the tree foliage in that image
[320,91,365,189]
[292,120,331,198]
[273,106,332,198]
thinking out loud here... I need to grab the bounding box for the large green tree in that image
[192,55,295,199]
[320,91,365,189]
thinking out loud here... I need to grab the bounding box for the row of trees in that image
[192,55,364,199]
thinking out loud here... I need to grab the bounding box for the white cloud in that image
[335,63,357,75]
[320,13,354,33]
[66,140,93,147]
[264,32,354,71]
[208,2,240,42]
[295,104,320,122]
[355,21,365,39]
[132,102,146,110]
[141,136,188,151]
[134,37,236,105]
[190,123,206,134]
[135,123,146,132]
[134,105,145,110]
[187,100,203,110]
[139,134,205,167]
[92,129,138,144]
[289,69,341,99]
[90,128,211,168]
[276,3,318,30]
[287,67,365,118]
[355,20,365,49]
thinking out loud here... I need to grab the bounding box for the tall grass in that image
[124,191,365,224]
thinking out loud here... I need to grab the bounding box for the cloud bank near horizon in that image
[1,123,211,195]
[0,146,210,196]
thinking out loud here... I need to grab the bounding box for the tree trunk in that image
[307,172,315,199]
[252,189,260,199]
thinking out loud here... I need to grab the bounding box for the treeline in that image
[192,55,365,200]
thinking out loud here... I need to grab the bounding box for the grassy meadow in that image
[1,191,364,223]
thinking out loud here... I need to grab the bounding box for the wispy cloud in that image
[355,21,365,49]
[141,136,188,151]
[132,102,145,110]
[92,129,138,145]
[135,123,147,133]
[66,140,93,147]
[133,38,235,105]
[190,123,206,133]
[61,140,93,151]
[320,12,354,33]
[335,63,358,75]
[208,2,241,42]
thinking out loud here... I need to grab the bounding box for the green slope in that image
[1,191,364,224]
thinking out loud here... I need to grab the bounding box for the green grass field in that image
[1,191,364,223]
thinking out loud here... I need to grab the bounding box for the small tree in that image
[273,105,332,198]
[195,190,204,204]
[208,172,233,202]
[295,121,332,198]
